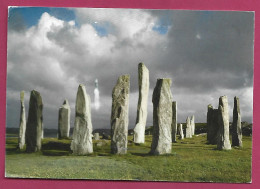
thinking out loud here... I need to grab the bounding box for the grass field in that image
[5,134,252,183]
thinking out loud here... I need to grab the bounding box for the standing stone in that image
[58,99,71,139]
[150,79,172,155]
[207,104,219,144]
[191,115,195,135]
[18,91,26,150]
[217,96,231,150]
[41,124,44,139]
[94,133,100,140]
[178,124,184,140]
[232,97,243,147]
[25,90,43,152]
[71,84,93,155]
[111,75,130,154]
[186,116,192,138]
[133,63,149,144]
[172,101,177,143]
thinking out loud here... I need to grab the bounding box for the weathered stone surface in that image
[25,90,43,152]
[58,99,71,139]
[172,101,177,142]
[150,79,172,155]
[94,133,100,140]
[207,104,219,144]
[71,84,93,155]
[18,91,26,150]
[186,116,192,138]
[178,124,184,140]
[191,115,195,135]
[111,75,130,154]
[217,96,231,150]
[133,63,149,144]
[232,96,243,147]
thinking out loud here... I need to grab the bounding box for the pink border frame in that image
[0,0,259,188]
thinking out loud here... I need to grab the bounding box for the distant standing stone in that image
[18,91,26,150]
[207,104,219,144]
[217,96,231,150]
[134,63,149,144]
[71,84,93,155]
[186,116,192,138]
[172,101,177,142]
[150,79,172,155]
[94,133,100,140]
[191,115,195,135]
[25,90,43,152]
[178,124,184,140]
[111,75,130,154]
[232,96,243,147]
[58,99,71,139]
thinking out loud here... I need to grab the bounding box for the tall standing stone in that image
[186,116,192,138]
[71,84,93,155]
[18,91,26,150]
[191,115,195,135]
[207,104,219,144]
[133,63,149,144]
[111,75,130,154]
[172,101,177,143]
[150,79,172,155]
[217,96,231,150]
[232,96,242,147]
[58,99,71,139]
[25,90,43,152]
[178,124,184,140]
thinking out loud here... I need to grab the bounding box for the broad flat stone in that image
[172,101,177,142]
[134,63,149,144]
[58,99,71,139]
[217,96,231,150]
[25,90,43,152]
[178,124,184,140]
[186,116,192,138]
[71,84,93,155]
[232,96,243,147]
[111,75,130,154]
[150,78,172,155]
[207,104,219,144]
[18,91,26,150]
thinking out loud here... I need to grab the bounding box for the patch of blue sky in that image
[8,7,78,28]
[92,21,115,37]
[152,12,172,35]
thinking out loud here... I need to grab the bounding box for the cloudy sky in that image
[7,7,254,130]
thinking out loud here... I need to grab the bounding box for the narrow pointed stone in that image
[71,84,93,155]
[18,91,26,150]
[207,104,219,144]
[232,96,243,147]
[150,78,172,155]
[172,101,177,142]
[217,96,231,150]
[191,115,195,135]
[58,99,71,139]
[186,116,192,138]
[25,90,43,152]
[134,63,149,144]
[178,124,184,140]
[111,75,130,154]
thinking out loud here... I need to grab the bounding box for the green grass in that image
[5,134,252,182]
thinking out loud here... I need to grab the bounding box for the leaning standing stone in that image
[111,75,130,154]
[191,115,195,135]
[178,124,184,140]
[58,99,71,139]
[18,91,26,150]
[150,78,172,155]
[217,96,231,150]
[186,116,192,138]
[25,90,43,152]
[133,63,149,144]
[71,84,93,155]
[172,101,177,142]
[232,96,242,147]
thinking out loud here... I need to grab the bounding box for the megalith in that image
[232,96,243,147]
[178,124,184,140]
[111,75,130,154]
[25,90,43,152]
[18,91,26,150]
[207,104,219,144]
[94,133,100,140]
[150,78,172,155]
[71,84,93,155]
[217,96,231,150]
[133,63,149,144]
[186,116,192,138]
[191,115,195,135]
[58,99,71,139]
[172,101,177,143]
